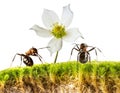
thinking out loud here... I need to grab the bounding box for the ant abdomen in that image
[23,55,33,66]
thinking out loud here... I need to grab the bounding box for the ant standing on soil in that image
[70,43,102,63]
[10,47,49,67]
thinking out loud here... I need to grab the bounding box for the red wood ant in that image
[10,47,49,67]
[70,43,102,63]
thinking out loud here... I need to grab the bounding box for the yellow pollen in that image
[51,23,66,38]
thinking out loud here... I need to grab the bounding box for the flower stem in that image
[54,51,59,63]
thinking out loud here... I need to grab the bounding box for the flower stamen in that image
[51,23,66,38]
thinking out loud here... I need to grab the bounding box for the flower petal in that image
[47,38,62,55]
[61,4,73,27]
[30,25,52,37]
[42,9,59,29]
[63,28,84,42]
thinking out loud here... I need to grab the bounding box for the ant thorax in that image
[25,48,38,56]
[80,47,87,52]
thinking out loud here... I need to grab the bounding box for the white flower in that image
[30,4,84,55]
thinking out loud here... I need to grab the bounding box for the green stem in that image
[54,51,59,64]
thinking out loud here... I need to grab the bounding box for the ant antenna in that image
[37,46,50,50]
[34,53,44,64]
[72,43,79,46]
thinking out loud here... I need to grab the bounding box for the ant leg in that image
[94,49,98,62]
[88,47,97,62]
[12,54,18,62]
[88,53,91,63]
[88,46,103,62]
[76,53,80,73]
[20,56,23,66]
[88,46,102,53]
[97,48,104,56]
[97,48,102,52]
[90,48,100,62]
[88,47,96,52]
[69,48,74,60]
[95,49,97,56]
[77,53,79,62]
[69,47,80,61]
[88,47,99,62]
[75,44,79,49]
[10,53,19,67]
[69,44,80,60]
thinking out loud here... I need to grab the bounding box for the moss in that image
[0,61,120,92]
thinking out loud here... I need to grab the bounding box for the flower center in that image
[51,23,66,38]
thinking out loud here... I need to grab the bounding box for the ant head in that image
[31,47,37,52]
[80,43,88,49]
[31,47,38,56]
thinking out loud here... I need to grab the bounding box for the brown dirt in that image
[0,76,120,93]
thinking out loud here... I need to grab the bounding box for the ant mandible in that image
[70,43,102,63]
[10,47,48,67]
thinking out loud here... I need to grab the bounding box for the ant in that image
[10,47,49,67]
[70,43,102,63]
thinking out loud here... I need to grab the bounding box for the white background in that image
[0,0,120,70]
